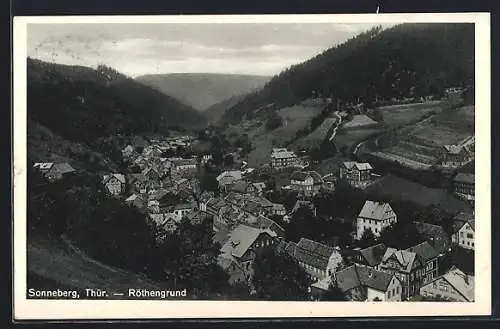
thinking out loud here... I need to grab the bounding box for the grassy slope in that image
[27,234,169,296]
[227,102,324,167]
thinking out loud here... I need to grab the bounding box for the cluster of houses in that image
[31,127,475,302]
[307,199,476,302]
[98,137,206,236]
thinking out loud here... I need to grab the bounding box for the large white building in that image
[356,200,397,240]
[270,148,298,169]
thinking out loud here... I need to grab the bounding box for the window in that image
[467,233,474,239]
[460,232,464,237]
[388,291,391,298]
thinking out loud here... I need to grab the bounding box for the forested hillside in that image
[220,23,474,125]
[27,58,207,147]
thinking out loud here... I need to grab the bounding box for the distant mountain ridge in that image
[220,23,474,125]
[27,58,206,147]
[135,73,271,111]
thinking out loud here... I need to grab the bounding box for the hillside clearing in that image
[378,101,444,125]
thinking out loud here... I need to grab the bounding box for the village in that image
[31,116,476,302]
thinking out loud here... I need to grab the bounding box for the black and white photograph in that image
[13,13,491,319]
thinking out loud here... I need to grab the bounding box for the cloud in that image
[27,22,391,76]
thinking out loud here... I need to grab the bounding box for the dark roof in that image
[335,264,394,293]
[292,238,336,270]
[413,221,450,254]
[406,241,439,263]
[452,212,475,233]
[453,173,475,184]
[356,265,394,292]
[449,247,475,276]
[357,243,387,267]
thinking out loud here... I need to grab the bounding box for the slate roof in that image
[453,173,475,184]
[406,241,439,263]
[356,243,387,267]
[290,238,336,270]
[357,201,395,221]
[335,264,395,293]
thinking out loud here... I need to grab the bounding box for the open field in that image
[369,151,434,170]
[242,103,324,167]
[292,117,338,149]
[334,128,384,151]
[365,174,472,213]
[378,101,444,125]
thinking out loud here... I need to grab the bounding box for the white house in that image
[356,200,397,240]
[451,212,475,250]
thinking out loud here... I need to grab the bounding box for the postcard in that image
[12,12,491,320]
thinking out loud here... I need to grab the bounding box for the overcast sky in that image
[27,23,393,77]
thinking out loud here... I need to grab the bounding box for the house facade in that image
[333,264,403,302]
[340,161,373,188]
[419,266,474,302]
[218,224,278,281]
[439,145,472,168]
[281,238,343,282]
[453,173,475,205]
[290,171,324,197]
[270,148,298,169]
[356,200,397,240]
[451,212,475,250]
[379,241,439,299]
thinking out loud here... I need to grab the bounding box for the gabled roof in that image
[342,161,373,171]
[291,238,336,270]
[290,171,323,184]
[356,265,395,292]
[357,201,395,221]
[453,173,475,184]
[406,241,439,264]
[381,248,419,273]
[452,212,475,233]
[220,224,276,259]
[424,266,474,302]
[356,243,387,267]
[50,162,76,175]
[103,173,126,184]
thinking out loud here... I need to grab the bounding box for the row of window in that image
[460,240,474,247]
